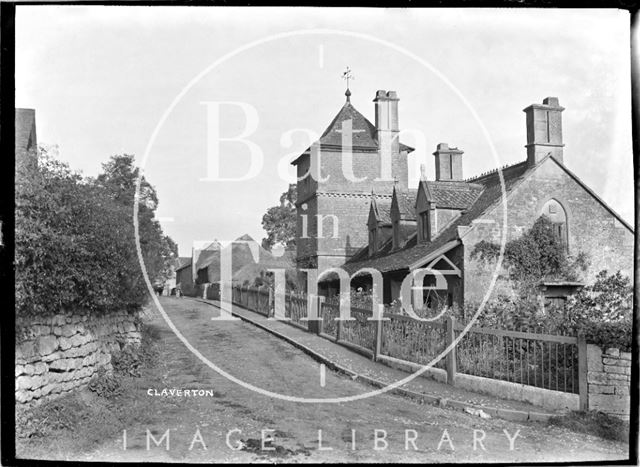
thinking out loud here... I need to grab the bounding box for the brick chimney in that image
[374,90,400,173]
[523,97,565,166]
[433,143,464,181]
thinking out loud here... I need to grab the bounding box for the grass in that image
[15,322,163,459]
[548,410,630,443]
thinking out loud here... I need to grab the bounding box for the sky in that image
[16,7,634,257]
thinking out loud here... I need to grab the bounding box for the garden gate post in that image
[577,332,588,410]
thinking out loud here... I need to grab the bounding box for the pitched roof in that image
[343,161,532,274]
[425,181,484,209]
[319,102,379,150]
[395,189,418,220]
[291,100,414,165]
[175,257,192,270]
[193,234,296,283]
[370,196,392,225]
[15,108,36,153]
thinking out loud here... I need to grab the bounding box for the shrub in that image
[88,368,124,398]
[15,150,176,317]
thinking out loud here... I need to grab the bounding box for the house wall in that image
[434,208,461,235]
[463,159,634,305]
[176,266,193,287]
[318,149,408,194]
[296,147,409,274]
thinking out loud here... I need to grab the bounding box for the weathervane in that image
[342,66,354,102]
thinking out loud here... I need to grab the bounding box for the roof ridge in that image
[465,160,528,183]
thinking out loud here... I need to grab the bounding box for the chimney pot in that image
[375,90,387,99]
[543,97,560,107]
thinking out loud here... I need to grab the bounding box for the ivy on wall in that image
[468,216,631,350]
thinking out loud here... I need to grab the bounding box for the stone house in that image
[297,91,633,309]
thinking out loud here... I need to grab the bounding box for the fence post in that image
[373,314,383,362]
[336,305,343,342]
[268,286,274,318]
[445,315,457,386]
[577,332,588,411]
[317,296,325,335]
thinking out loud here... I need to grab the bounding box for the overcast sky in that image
[16,7,633,257]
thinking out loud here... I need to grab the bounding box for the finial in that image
[342,66,354,102]
[419,163,427,181]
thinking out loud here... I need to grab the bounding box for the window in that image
[420,211,430,242]
[541,199,568,252]
[369,228,377,256]
[392,220,399,249]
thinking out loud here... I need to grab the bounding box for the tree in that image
[261,184,296,251]
[94,154,170,287]
[15,149,177,317]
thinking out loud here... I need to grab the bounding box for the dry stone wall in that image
[15,310,142,406]
[586,344,631,420]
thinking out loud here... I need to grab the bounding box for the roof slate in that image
[426,181,484,209]
[396,189,418,220]
[371,196,393,224]
[292,101,413,164]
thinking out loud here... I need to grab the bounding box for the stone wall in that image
[15,309,142,406]
[586,344,631,419]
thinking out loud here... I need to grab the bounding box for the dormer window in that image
[419,211,430,243]
[369,227,378,256]
[392,220,400,249]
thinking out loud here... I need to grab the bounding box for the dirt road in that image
[25,297,628,463]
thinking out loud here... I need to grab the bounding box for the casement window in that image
[419,211,430,242]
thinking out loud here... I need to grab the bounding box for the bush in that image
[88,368,124,398]
[15,150,176,317]
[111,324,161,377]
[465,270,632,351]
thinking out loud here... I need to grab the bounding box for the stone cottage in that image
[295,91,633,308]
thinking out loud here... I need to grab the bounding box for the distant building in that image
[176,235,296,294]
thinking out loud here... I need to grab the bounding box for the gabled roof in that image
[175,256,192,270]
[192,234,296,283]
[369,195,392,225]
[319,102,379,150]
[175,257,192,272]
[392,188,418,221]
[291,100,414,165]
[343,160,532,274]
